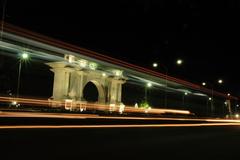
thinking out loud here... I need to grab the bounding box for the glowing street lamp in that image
[21,53,29,59]
[147,82,152,87]
[176,59,183,65]
[152,62,158,68]
[152,62,168,107]
[218,79,223,84]
[17,52,29,98]
[202,79,224,117]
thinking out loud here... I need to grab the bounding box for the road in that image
[1,125,240,159]
[0,112,240,159]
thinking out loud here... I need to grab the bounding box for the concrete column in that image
[117,83,122,103]
[47,62,69,100]
[76,71,86,101]
[108,78,126,104]
[226,99,232,116]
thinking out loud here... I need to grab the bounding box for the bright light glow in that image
[12,101,17,105]
[89,62,97,70]
[227,93,230,96]
[153,63,158,68]
[184,92,188,95]
[218,79,223,84]
[79,59,87,67]
[237,104,239,107]
[235,114,239,118]
[208,97,212,101]
[202,82,206,86]
[21,52,29,59]
[224,101,227,105]
[176,59,183,65]
[102,73,106,77]
[134,103,138,108]
[147,82,152,87]
[119,103,125,114]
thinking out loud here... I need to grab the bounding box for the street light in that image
[17,52,29,98]
[201,80,223,117]
[145,82,152,102]
[152,62,158,68]
[176,59,183,65]
[152,62,168,107]
[218,79,223,84]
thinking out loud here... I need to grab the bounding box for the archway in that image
[83,81,99,102]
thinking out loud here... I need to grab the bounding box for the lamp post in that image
[152,62,168,107]
[202,79,223,117]
[145,82,152,102]
[17,52,29,98]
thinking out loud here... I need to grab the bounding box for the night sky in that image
[1,0,240,96]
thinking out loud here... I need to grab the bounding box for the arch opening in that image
[83,81,99,102]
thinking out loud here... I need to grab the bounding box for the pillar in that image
[47,62,72,100]
[108,78,126,104]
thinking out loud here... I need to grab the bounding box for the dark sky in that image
[1,0,240,96]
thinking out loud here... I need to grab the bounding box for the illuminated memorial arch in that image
[47,55,126,109]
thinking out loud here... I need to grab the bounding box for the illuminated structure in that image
[47,57,126,106]
[0,22,238,116]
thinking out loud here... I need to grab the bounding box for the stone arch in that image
[47,61,126,108]
[83,80,105,104]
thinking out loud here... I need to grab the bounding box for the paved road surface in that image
[1,125,240,160]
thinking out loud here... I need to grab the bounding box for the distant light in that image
[89,62,97,70]
[21,52,29,59]
[153,63,158,68]
[208,97,212,101]
[218,79,223,84]
[224,101,227,105]
[176,59,183,65]
[145,110,148,113]
[119,103,125,114]
[184,92,188,95]
[235,114,239,118]
[237,104,239,107]
[134,103,138,108]
[147,82,152,87]
[12,101,17,105]
[227,93,230,96]
[202,82,206,86]
[102,73,106,77]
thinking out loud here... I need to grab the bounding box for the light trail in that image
[0,123,240,129]
[1,111,240,124]
[0,96,191,116]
